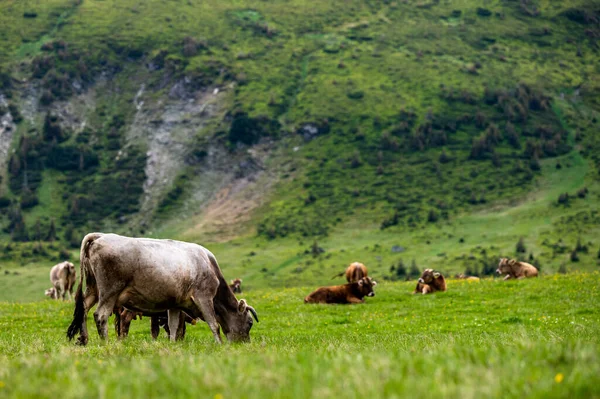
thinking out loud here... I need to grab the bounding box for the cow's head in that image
[357,276,377,297]
[496,258,514,275]
[45,287,56,299]
[220,299,258,343]
[418,269,442,284]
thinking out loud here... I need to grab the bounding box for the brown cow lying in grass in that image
[496,258,538,280]
[455,273,480,282]
[304,277,377,304]
[114,307,196,340]
[331,262,368,283]
[229,278,243,293]
[414,269,447,294]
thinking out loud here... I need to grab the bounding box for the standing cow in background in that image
[497,258,538,280]
[67,233,258,345]
[46,261,76,300]
[414,269,447,295]
[229,278,243,293]
[331,262,368,283]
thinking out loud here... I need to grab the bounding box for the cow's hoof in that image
[76,336,88,346]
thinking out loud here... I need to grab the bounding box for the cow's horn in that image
[247,305,259,322]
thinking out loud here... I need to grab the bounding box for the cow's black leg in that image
[167,309,181,342]
[191,296,222,344]
[151,316,160,340]
[79,288,97,345]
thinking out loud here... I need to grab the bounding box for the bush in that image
[557,193,569,205]
[427,210,439,223]
[380,212,399,230]
[409,260,420,279]
[570,249,579,262]
[558,263,567,274]
[516,237,527,254]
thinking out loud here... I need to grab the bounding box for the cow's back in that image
[87,234,216,307]
[518,262,538,278]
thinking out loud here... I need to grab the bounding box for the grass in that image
[0,274,598,398]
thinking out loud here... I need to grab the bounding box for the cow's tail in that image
[67,233,102,341]
[330,271,344,280]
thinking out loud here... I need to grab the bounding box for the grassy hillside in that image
[0,0,599,281]
[0,274,598,398]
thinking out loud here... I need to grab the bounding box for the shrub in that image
[557,193,569,205]
[570,249,579,262]
[380,212,399,230]
[409,260,420,279]
[427,210,439,223]
[516,237,527,254]
[576,238,588,253]
[558,263,567,274]
[577,187,589,198]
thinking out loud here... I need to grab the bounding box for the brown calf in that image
[414,269,447,294]
[229,278,243,293]
[305,277,377,304]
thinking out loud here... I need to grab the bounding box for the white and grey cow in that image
[67,233,258,345]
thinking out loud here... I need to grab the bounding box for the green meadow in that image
[0,274,598,398]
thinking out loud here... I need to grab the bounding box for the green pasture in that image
[0,274,598,398]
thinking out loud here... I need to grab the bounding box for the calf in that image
[305,277,377,304]
[496,258,538,280]
[414,269,447,294]
[229,278,243,293]
[114,307,195,340]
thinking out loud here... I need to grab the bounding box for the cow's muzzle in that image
[367,292,375,297]
[418,278,424,283]
[495,269,501,274]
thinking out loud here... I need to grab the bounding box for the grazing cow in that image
[304,277,377,304]
[496,258,538,280]
[414,269,447,294]
[67,233,258,345]
[331,262,368,283]
[114,307,196,340]
[48,261,76,300]
[229,278,243,293]
[455,273,480,282]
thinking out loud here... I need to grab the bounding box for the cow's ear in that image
[238,299,248,313]
[372,280,377,286]
[433,272,441,278]
[358,279,364,286]
[508,259,516,266]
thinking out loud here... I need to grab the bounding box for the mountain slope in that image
[0,0,599,280]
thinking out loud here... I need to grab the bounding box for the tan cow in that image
[305,277,377,304]
[414,269,447,294]
[496,258,538,280]
[331,262,368,283]
[455,273,480,282]
[48,261,76,300]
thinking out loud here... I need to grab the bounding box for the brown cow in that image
[455,273,480,282]
[305,277,377,304]
[331,262,368,283]
[229,278,243,293]
[114,307,195,340]
[48,261,76,300]
[414,269,447,294]
[496,258,538,280]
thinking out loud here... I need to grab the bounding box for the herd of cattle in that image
[42,233,539,344]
